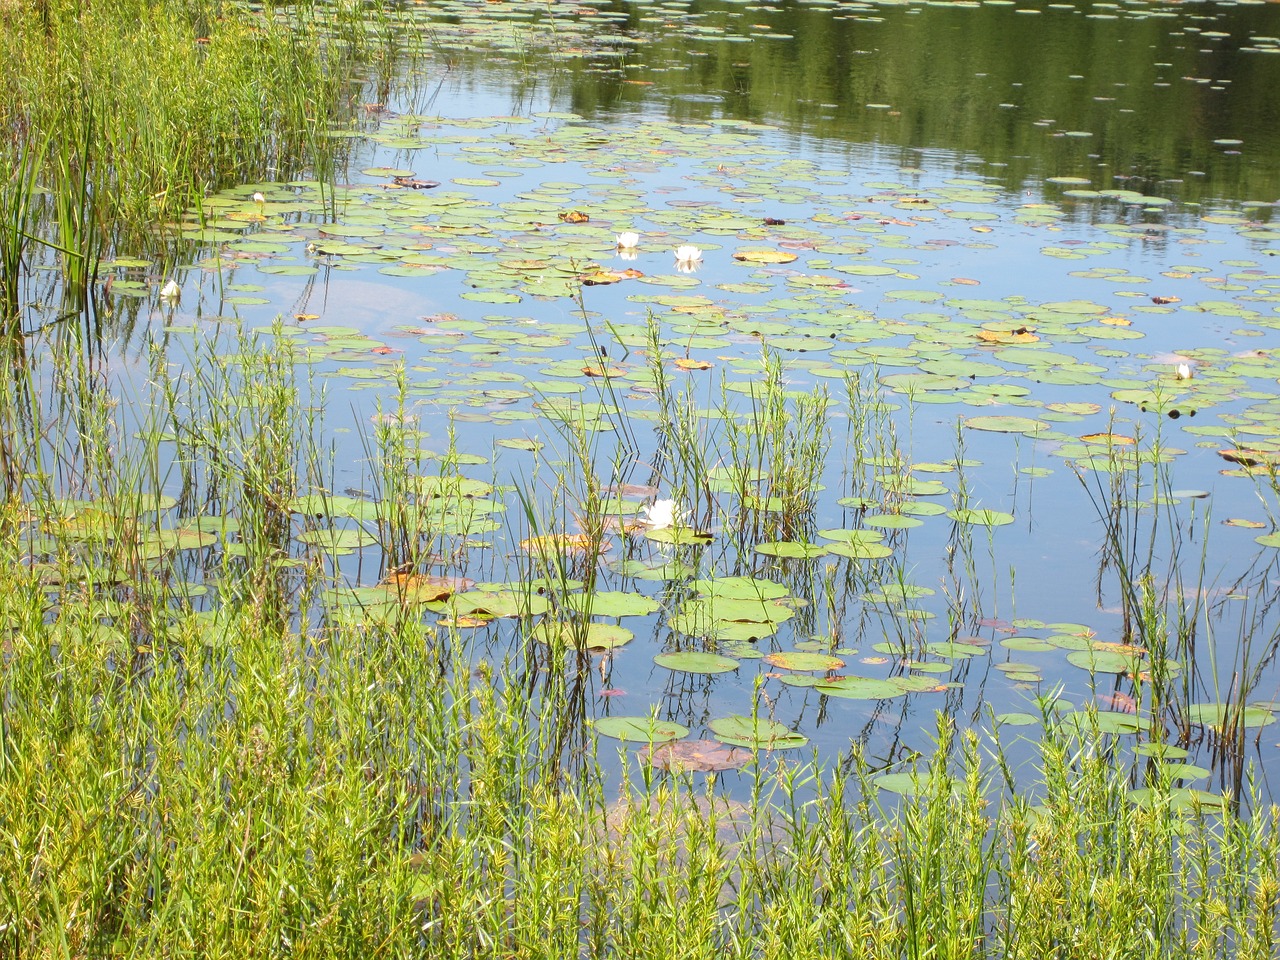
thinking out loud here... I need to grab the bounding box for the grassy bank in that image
[1,592,1276,958]
[0,0,364,319]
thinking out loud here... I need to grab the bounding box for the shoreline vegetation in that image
[2,580,1278,955]
[0,321,1273,954]
[1,0,1279,956]
[0,0,363,324]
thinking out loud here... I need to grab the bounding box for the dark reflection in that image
[423,0,1280,204]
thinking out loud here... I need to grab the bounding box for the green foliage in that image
[0,0,365,319]
[2,597,1277,958]
[0,319,1275,957]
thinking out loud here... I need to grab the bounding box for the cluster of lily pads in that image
[91,66,1280,787]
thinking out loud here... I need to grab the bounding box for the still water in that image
[82,0,1280,794]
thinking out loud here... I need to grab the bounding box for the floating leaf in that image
[520,534,599,556]
[1061,710,1152,735]
[1128,788,1226,813]
[595,717,689,743]
[732,248,798,264]
[378,573,469,604]
[948,508,1015,527]
[297,528,377,551]
[561,591,660,618]
[639,739,752,771]
[709,715,808,750]
[1186,703,1275,730]
[531,622,634,650]
[756,540,829,559]
[689,576,789,601]
[873,772,923,795]
[1067,647,1141,675]
[582,363,625,378]
[963,415,1047,435]
[654,651,740,674]
[816,676,910,700]
[763,651,844,672]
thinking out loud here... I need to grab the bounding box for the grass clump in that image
[0,0,365,318]
[1,554,1277,959]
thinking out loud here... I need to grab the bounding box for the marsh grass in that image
[1070,422,1280,798]
[3,580,1278,958]
[0,0,372,331]
[0,323,1279,956]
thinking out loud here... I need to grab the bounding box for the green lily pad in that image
[963,415,1047,435]
[708,715,809,750]
[816,676,910,700]
[595,717,690,743]
[1128,788,1227,813]
[531,622,634,650]
[948,508,1015,527]
[297,528,378,550]
[873,772,924,795]
[654,651,740,674]
[762,651,845,671]
[562,591,661,618]
[1062,710,1152,735]
[1186,703,1275,730]
[689,576,789,601]
[141,528,219,552]
[1066,648,1141,675]
[756,540,829,559]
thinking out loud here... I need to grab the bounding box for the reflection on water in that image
[403,0,1280,204]
[14,0,1280,803]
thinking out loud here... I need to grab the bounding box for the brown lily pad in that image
[639,738,753,772]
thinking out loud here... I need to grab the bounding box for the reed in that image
[0,319,1277,957]
[0,0,366,332]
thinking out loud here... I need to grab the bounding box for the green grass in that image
[1,2,1278,954]
[0,323,1276,958]
[0,0,372,322]
[1,587,1277,957]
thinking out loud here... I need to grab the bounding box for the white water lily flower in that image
[252,191,266,204]
[1175,362,1193,380]
[616,231,640,250]
[159,279,181,300]
[674,244,702,264]
[641,498,683,530]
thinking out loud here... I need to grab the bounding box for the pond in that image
[30,0,1280,800]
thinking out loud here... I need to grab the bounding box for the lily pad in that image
[561,591,661,618]
[762,651,845,671]
[531,622,634,650]
[1186,703,1275,730]
[709,715,809,750]
[816,676,910,700]
[963,415,1047,435]
[948,508,1015,527]
[654,651,740,674]
[639,739,753,771]
[595,717,690,743]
